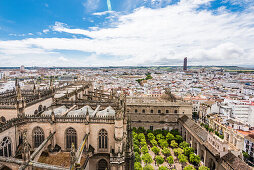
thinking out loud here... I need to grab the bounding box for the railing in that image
[0,114,115,133]
[126,97,191,106]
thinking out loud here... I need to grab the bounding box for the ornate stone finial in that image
[15,78,19,88]
[33,82,37,94]
[22,130,31,161]
[70,143,76,165]
[85,107,90,122]
[51,109,55,122]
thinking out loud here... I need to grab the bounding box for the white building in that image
[244,134,254,164]
[0,72,4,80]
[220,99,254,127]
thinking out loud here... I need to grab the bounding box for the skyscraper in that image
[183,57,187,71]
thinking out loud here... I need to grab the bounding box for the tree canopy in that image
[159,166,168,170]
[142,153,153,164]
[141,146,149,154]
[155,155,164,166]
[170,140,178,148]
[189,153,201,166]
[179,141,189,149]
[198,166,210,170]
[162,147,171,156]
[134,162,143,170]
[152,146,160,155]
[135,152,141,162]
[184,165,196,170]
[166,156,174,165]
[143,164,154,170]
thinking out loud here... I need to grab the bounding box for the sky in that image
[0,0,254,67]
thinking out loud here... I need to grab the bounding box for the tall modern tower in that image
[183,57,187,71]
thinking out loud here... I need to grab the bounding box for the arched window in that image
[142,109,145,113]
[0,116,6,123]
[34,110,38,115]
[208,158,216,170]
[38,105,43,112]
[33,127,45,148]
[174,110,178,113]
[66,127,77,150]
[150,109,153,113]
[99,129,108,150]
[98,159,108,170]
[0,137,12,157]
[158,110,161,114]
[135,109,138,113]
[166,110,169,113]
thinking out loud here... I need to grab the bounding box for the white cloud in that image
[43,29,49,34]
[83,0,100,12]
[58,56,69,62]
[93,11,115,16]
[0,0,254,66]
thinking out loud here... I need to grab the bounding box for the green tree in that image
[183,165,196,170]
[175,135,183,143]
[134,162,143,170]
[170,140,178,148]
[134,144,140,154]
[135,152,141,162]
[148,133,155,141]
[166,156,174,167]
[179,141,189,149]
[138,133,146,140]
[170,129,180,136]
[133,132,138,139]
[162,147,171,157]
[178,154,188,167]
[153,129,163,136]
[198,166,210,170]
[142,153,153,165]
[159,139,169,148]
[189,153,200,166]
[134,139,140,146]
[151,146,160,155]
[173,148,183,156]
[137,127,146,134]
[140,139,147,147]
[155,155,164,166]
[156,134,165,141]
[159,166,168,170]
[162,130,169,137]
[243,151,250,160]
[147,129,153,134]
[143,164,154,170]
[150,139,158,146]
[166,133,175,141]
[183,147,194,156]
[141,146,149,154]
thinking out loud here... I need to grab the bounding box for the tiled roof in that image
[245,134,254,143]
[221,152,252,170]
[179,115,208,142]
[204,141,219,156]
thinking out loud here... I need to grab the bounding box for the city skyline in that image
[0,0,254,67]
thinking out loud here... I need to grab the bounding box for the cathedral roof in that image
[67,105,94,116]
[221,152,252,170]
[179,115,208,142]
[96,106,115,117]
[41,106,68,116]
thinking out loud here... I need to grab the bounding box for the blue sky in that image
[0,0,254,67]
